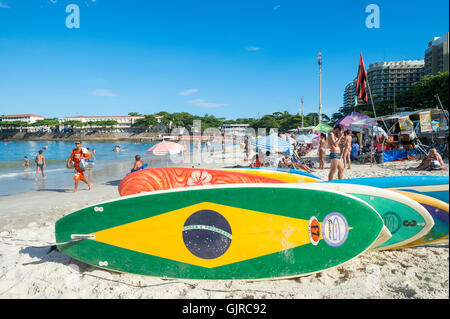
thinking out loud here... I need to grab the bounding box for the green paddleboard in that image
[55,184,384,280]
[303,183,434,250]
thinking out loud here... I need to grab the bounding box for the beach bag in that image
[79,158,87,170]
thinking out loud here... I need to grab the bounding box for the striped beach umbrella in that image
[250,134,294,154]
[145,140,185,155]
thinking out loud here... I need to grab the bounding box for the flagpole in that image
[367,78,389,132]
[318,51,322,124]
[301,96,304,129]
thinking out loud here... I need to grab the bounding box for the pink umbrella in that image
[145,140,185,155]
[335,112,375,130]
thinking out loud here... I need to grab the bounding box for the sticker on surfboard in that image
[322,213,349,247]
[308,216,321,246]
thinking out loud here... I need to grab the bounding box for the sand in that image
[0,149,448,299]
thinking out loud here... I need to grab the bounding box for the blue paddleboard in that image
[327,176,449,204]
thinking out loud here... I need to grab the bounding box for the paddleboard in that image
[55,184,384,280]
[391,191,449,248]
[328,176,449,204]
[118,167,285,196]
[225,168,320,183]
[238,167,322,180]
[301,183,434,250]
[369,226,392,250]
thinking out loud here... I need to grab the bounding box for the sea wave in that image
[0,167,70,179]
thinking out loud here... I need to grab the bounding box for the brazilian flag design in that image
[55,186,383,279]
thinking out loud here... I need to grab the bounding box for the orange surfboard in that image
[118,167,286,196]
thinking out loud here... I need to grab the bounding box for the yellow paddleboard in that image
[225,168,320,183]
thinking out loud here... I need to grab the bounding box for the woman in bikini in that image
[342,130,353,169]
[318,133,327,169]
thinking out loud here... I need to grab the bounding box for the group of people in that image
[23,142,96,192]
[249,147,315,174]
[23,147,48,181]
[295,127,355,180]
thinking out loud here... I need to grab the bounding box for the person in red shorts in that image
[67,141,92,193]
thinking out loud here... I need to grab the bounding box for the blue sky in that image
[0,0,448,120]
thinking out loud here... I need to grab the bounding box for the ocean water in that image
[0,139,233,196]
[0,140,163,196]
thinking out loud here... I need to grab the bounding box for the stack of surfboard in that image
[55,167,448,280]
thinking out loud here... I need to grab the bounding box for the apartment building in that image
[424,32,449,76]
[367,60,425,102]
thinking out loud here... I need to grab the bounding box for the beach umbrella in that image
[295,134,313,144]
[145,140,184,155]
[285,135,296,145]
[335,112,375,130]
[251,134,294,154]
[372,126,389,139]
[313,123,333,134]
[350,117,378,132]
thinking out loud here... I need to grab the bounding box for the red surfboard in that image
[118,167,286,196]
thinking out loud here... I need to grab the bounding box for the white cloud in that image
[0,2,9,8]
[246,46,262,51]
[273,5,281,11]
[178,88,199,96]
[89,89,118,97]
[49,0,57,4]
[186,99,228,108]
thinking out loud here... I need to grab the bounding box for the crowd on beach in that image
[16,125,448,195]
[244,124,447,181]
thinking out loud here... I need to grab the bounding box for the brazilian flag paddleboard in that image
[303,183,434,250]
[55,184,384,280]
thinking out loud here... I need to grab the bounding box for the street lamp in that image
[318,51,322,124]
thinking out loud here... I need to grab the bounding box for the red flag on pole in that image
[355,53,368,104]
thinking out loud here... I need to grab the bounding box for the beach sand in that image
[0,149,448,299]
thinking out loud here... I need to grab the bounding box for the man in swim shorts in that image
[328,124,344,181]
[67,141,92,193]
[35,150,46,180]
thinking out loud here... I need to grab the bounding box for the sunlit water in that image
[0,140,189,196]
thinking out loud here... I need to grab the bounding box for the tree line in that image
[3,72,445,131]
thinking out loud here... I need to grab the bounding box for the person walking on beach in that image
[67,141,92,193]
[35,150,46,180]
[23,156,30,170]
[328,124,344,181]
[318,133,327,169]
[342,130,353,169]
[86,147,96,161]
[244,136,249,161]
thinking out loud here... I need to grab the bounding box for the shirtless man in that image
[67,141,92,193]
[328,124,344,181]
[342,130,353,169]
[35,150,46,180]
